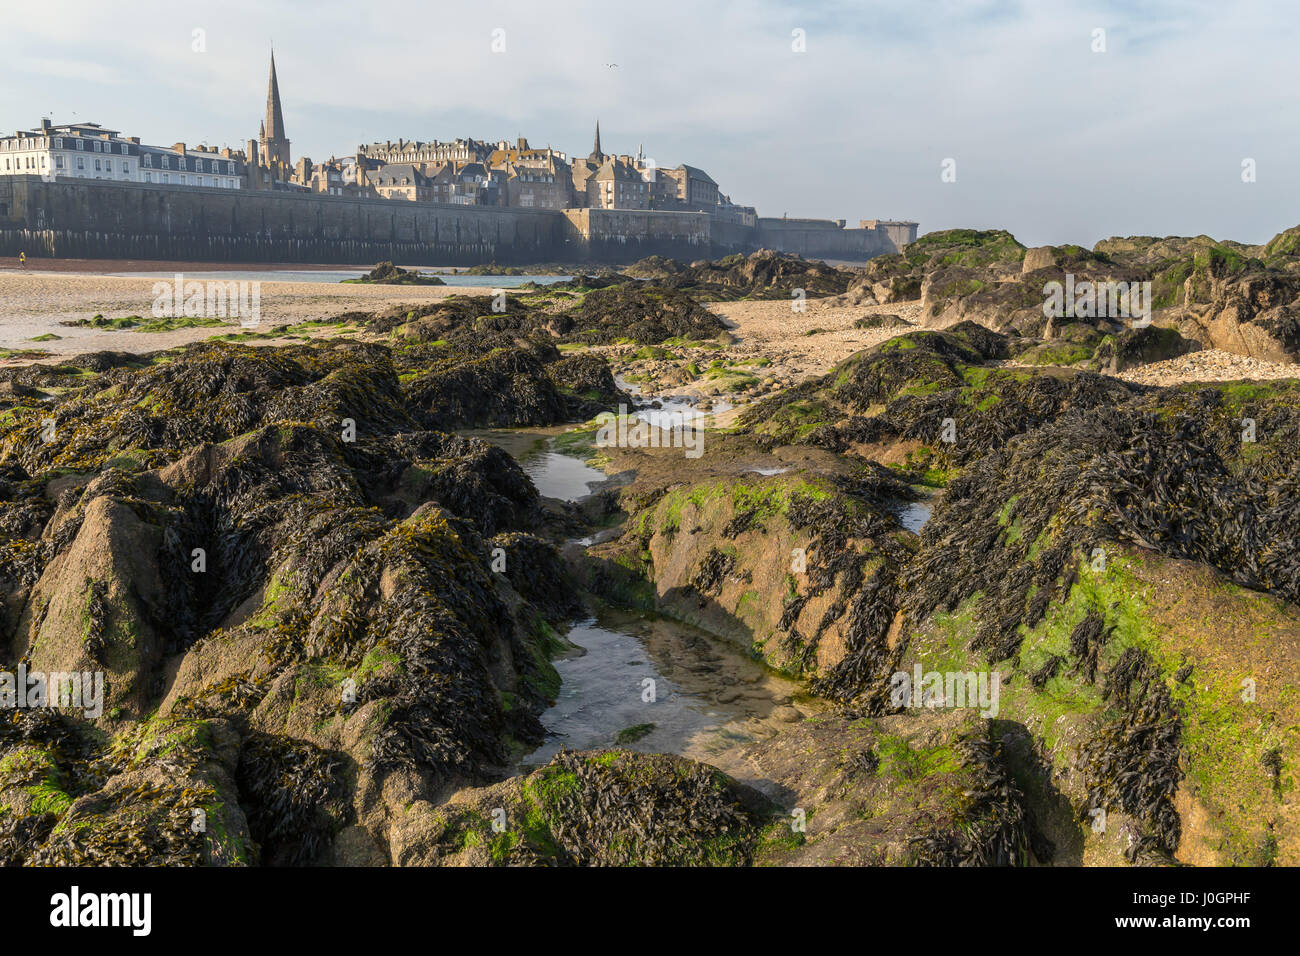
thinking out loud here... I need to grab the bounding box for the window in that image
[55,156,64,169]
[94,158,101,171]
[76,157,84,169]
[75,140,83,150]
[161,156,169,169]
[143,154,152,167]
[122,161,128,172]
[144,171,151,182]
[54,138,62,149]
[161,173,169,184]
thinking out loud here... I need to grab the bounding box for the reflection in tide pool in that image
[894,500,932,533]
[613,376,735,431]
[464,428,606,502]
[521,606,814,769]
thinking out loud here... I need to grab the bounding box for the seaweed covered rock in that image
[404,347,572,430]
[742,713,1030,866]
[367,286,726,349]
[544,352,631,419]
[837,226,1300,363]
[561,285,729,344]
[6,713,255,866]
[346,261,446,285]
[11,489,168,717]
[623,250,857,301]
[899,543,1300,866]
[869,379,1300,863]
[741,326,1135,478]
[1088,325,1200,373]
[0,335,605,866]
[407,748,773,866]
[589,470,913,686]
[1161,261,1300,362]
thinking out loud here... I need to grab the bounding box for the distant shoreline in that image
[0,257,373,276]
[0,257,619,277]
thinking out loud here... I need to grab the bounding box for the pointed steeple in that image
[265,50,286,141]
[592,120,602,159]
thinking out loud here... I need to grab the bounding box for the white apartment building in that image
[0,119,242,189]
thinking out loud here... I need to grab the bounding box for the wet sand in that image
[2,269,1295,390]
[0,257,361,274]
[0,270,497,357]
[709,298,926,383]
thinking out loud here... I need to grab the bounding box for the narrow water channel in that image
[463,426,607,502]
[520,605,813,769]
[466,421,819,769]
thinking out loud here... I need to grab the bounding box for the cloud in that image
[12,57,122,85]
[2,0,1297,246]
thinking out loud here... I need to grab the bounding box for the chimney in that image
[174,143,187,155]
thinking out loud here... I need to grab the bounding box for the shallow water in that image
[521,606,812,768]
[477,422,817,770]
[613,376,735,429]
[106,270,571,287]
[894,500,932,533]
[464,427,606,502]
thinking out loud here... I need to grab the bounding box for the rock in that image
[1021,246,1056,273]
[623,249,857,300]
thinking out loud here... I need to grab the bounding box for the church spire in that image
[592,120,601,158]
[265,49,287,142]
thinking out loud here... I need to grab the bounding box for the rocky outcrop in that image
[843,226,1300,365]
[594,329,1300,864]
[587,469,914,682]
[623,249,857,300]
[0,339,594,866]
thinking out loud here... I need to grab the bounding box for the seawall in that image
[0,176,912,265]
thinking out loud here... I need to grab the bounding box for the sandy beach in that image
[2,270,1297,394]
[0,270,499,357]
[709,298,926,383]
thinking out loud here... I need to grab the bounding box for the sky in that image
[2,0,1297,247]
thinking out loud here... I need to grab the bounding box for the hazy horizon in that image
[3,0,1297,248]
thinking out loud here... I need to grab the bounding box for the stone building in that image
[0,119,241,189]
[448,162,500,205]
[256,51,292,184]
[368,163,433,201]
[357,138,493,171]
[657,164,719,208]
[488,138,572,209]
[587,158,648,209]
[568,122,648,209]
